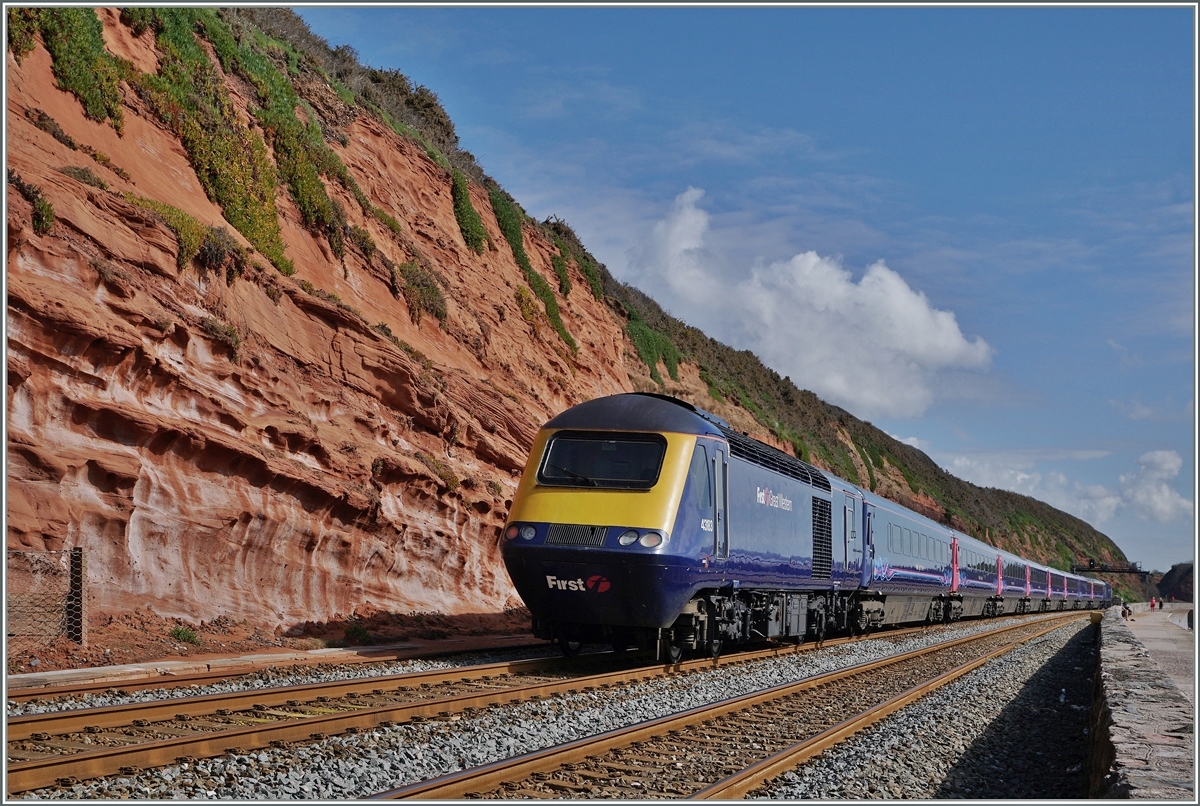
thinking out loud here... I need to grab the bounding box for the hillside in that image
[1154,563,1194,603]
[5,6,1135,642]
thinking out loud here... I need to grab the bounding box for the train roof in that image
[543,392,728,436]
[546,394,833,492]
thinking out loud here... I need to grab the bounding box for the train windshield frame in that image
[537,430,668,490]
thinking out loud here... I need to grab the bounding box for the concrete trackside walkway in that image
[1124,607,1195,703]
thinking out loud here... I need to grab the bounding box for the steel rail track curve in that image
[367,613,1088,799]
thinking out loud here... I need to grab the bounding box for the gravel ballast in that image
[758,619,1096,799]
[16,616,1096,799]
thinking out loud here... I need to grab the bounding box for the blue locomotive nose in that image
[502,543,695,629]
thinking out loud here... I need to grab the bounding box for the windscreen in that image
[538,431,667,489]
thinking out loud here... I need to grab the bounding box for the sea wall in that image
[1088,606,1194,799]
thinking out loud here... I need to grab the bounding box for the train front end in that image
[500,394,718,648]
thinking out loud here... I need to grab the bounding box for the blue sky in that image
[296,5,1196,573]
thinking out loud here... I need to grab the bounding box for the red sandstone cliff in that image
[6,10,787,630]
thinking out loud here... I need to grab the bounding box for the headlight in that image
[638,532,665,548]
[504,525,519,540]
[617,530,639,546]
[519,525,536,540]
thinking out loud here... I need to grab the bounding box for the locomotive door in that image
[713,448,729,559]
[841,492,862,583]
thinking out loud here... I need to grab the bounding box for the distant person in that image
[1150,597,1156,610]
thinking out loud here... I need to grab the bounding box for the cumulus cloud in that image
[1120,451,1194,522]
[945,449,1192,526]
[626,188,992,419]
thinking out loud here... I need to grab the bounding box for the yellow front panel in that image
[509,430,697,532]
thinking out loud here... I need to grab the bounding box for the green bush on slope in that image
[489,188,576,353]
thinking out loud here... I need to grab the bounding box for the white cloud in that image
[1119,450,1194,522]
[626,188,992,419]
[1109,396,1193,424]
[888,433,928,451]
[944,449,1192,527]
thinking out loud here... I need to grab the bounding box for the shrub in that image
[198,226,248,284]
[169,625,201,645]
[451,169,486,253]
[550,238,571,297]
[36,9,130,133]
[624,304,679,385]
[486,479,503,497]
[415,452,459,490]
[7,169,55,235]
[131,9,293,276]
[119,7,157,37]
[7,7,42,62]
[58,165,108,190]
[489,188,576,352]
[348,225,376,259]
[201,317,240,358]
[343,620,373,645]
[25,108,77,149]
[514,286,539,324]
[389,259,446,326]
[576,251,604,299]
[124,194,207,269]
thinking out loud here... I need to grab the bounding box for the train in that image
[500,392,1112,660]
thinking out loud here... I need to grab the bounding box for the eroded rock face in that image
[5,18,638,627]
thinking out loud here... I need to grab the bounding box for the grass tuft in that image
[169,625,202,645]
[7,169,55,235]
[58,165,108,190]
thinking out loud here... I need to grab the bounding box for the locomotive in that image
[500,393,1111,660]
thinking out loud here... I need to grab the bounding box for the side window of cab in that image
[680,442,714,538]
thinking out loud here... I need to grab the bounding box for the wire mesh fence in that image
[6,548,87,657]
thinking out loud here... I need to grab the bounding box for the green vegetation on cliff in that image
[8,8,130,133]
[489,187,577,353]
[451,169,487,254]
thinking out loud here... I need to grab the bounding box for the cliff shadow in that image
[284,606,532,647]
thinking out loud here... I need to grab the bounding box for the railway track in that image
[5,640,549,703]
[370,613,1089,799]
[5,612,1074,796]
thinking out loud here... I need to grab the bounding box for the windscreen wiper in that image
[546,462,597,486]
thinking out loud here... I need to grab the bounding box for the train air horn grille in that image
[546,524,608,547]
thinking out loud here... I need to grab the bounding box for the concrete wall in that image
[1088,606,1194,798]
[1126,601,1191,615]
